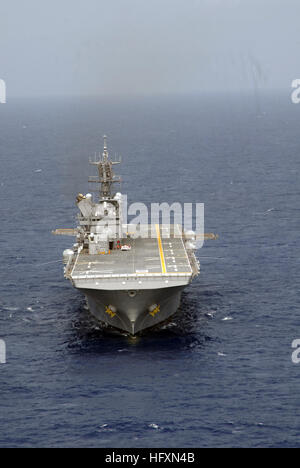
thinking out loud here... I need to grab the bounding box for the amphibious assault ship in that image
[54,136,213,335]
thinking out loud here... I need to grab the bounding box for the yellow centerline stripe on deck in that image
[155,224,167,274]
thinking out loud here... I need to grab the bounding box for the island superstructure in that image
[54,136,207,335]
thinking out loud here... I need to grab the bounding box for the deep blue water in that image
[0,92,299,448]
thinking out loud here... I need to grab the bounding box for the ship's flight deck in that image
[72,225,192,280]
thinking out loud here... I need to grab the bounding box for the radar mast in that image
[89,135,121,199]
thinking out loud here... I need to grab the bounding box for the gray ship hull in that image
[82,286,185,335]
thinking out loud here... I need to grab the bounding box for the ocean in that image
[0,92,299,448]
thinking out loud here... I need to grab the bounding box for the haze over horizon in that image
[0,0,299,98]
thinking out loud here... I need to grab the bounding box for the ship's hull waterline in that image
[81,286,185,335]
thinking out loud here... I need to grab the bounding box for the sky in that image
[0,0,299,97]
